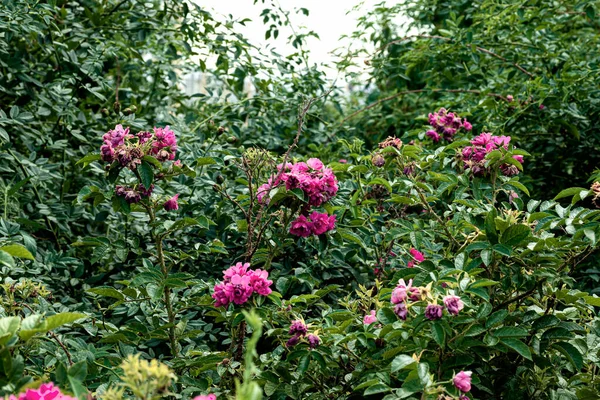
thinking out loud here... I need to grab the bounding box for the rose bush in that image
[1,1,600,400]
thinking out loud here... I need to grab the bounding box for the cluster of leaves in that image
[1,0,600,400]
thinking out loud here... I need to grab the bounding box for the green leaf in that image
[68,360,88,381]
[584,296,600,307]
[500,224,530,246]
[0,244,34,260]
[481,249,493,266]
[493,326,528,337]
[139,161,154,188]
[87,287,125,301]
[431,321,445,347]
[0,316,20,345]
[391,354,416,372]
[485,209,498,244]
[485,310,508,328]
[554,187,588,201]
[46,313,87,331]
[364,383,391,395]
[0,250,15,268]
[75,154,101,168]
[501,338,532,360]
[197,157,217,166]
[376,308,397,324]
[142,155,162,168]
[470,279,499,289]
[552,342,583,370]
[532,315,560,330]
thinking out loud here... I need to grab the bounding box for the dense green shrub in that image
[1,1,599,399]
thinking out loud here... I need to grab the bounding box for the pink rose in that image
[453,371,473,392]
[363,310,377,325]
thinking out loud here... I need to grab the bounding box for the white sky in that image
[196,0,407,79]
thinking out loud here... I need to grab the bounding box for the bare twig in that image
[49,331,73,366]
[339,88,507,125]
[375,34,534,78]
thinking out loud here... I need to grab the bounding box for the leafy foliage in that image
[1,0,599,400]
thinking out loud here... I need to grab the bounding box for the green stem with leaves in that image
[147,206,179,358]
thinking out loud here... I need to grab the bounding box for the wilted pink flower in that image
[173,160,182,167]
[391,279,412,304]
[372,153,385,167]
[289,320,308,336]
[307,333,320,349]
[363,310,377,325]
[163,194,180,211]
[408,287,420,302]
[443,295,464,315]
[192,395,216,400]
[138,184,154,198]
[394,302,408,320]
[539,104,545,110]
[115,185,141,204]
[506,95,514,102]
[290,215,312,237]
[453,371,473,392]
[425,304,443,320]
[286,334,301,347]
[8,383,77,400]
[427,108,471,142]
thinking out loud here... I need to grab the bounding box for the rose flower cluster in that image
[390,279,464,321]
[100,124,181,210]
[212,262,273,307]
[257,158,339,238]
[461,133,525,176]
[101,124,177,166]
[426,107,472,142]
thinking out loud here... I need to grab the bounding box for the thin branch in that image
[49,332,73,366]
[339,88,507,125]
[375,34,534,78]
